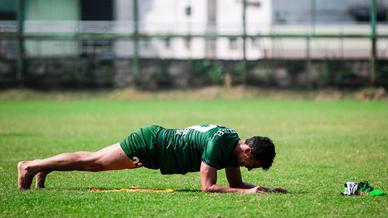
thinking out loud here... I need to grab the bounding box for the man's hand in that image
[244,186,269,194]
[201,162,259,193]
[245,186,288,194]
[201,162,288,194]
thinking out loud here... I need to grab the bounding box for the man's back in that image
[157,124,240,174]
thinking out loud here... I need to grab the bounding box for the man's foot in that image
[17,161,35,190]
[35,171,49,189]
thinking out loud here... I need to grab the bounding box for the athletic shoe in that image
[342,181,386,196]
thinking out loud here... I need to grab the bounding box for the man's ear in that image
[243,146,251,154]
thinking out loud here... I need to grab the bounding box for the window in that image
[229,38,238,50]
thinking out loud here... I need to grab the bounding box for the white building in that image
[4,0,386,59]
[115,0,271,59]
[113,0,388,60]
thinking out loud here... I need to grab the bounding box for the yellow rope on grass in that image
[90,186,175,193]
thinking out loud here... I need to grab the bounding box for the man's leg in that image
[35,171,50,188]
[17,143,136,190]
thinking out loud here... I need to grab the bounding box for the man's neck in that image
[233,140,244,157]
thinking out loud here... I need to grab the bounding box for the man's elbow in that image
[228,182,244,189]
[201,185,215,193]
[201,186,210,193]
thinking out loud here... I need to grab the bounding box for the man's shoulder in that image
[212,126,238,138]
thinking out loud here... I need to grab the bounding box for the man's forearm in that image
[230,182,256,189]
[229,182,283,192]
[203,184,250,193]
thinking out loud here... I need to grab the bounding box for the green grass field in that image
[1,98,387,217]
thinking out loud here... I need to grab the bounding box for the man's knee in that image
[74,152,104,172]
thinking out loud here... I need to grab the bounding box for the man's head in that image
[236,136,276,171]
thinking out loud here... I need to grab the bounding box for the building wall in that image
[114,0,208,59]
[25,0,79,57]
[217,0,271,59]
[0,0,16,13]
[270,0,388,59]
[1,0,387,59]
[115,0,388,60]
[272,0,388,24]
[114,0,272,60]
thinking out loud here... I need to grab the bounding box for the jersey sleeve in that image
[201,132,239,169]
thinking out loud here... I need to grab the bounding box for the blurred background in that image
[0,0,387,89]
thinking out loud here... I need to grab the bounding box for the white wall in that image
[114,0,207,59]
[269,0,388,59]
[114,0,388,60]
[272,0,388,24]
[25,0,79,57]
[217,0,271,59]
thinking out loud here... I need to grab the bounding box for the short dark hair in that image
[245,136,276,170]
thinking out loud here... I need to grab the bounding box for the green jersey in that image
[120,125,240,174]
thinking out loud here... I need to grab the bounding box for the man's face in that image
[237,143,262,171]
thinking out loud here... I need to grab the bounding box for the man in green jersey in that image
[18,124,286,193]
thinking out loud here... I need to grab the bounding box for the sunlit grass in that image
[0,99,387,217]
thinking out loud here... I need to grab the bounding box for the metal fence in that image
[0,0,387,88]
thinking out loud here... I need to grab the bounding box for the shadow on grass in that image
[38,187,305,195]
[45,187,201,193]
[284,191,308,195]
[174,189,202,193]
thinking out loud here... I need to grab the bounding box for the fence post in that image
[132,0,140,83]
[16,0,25,85]
[370,0,377,85]
[306,0,316,85]
[242,0,247,83]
